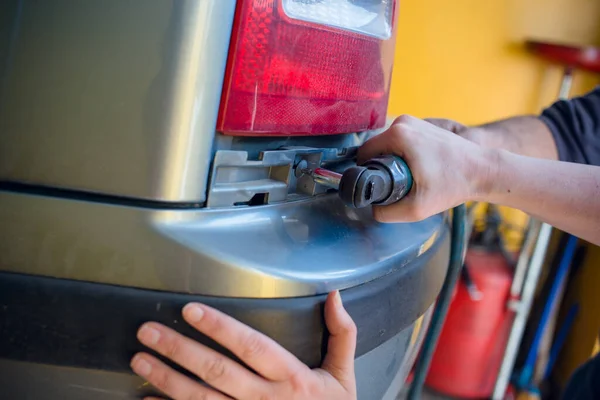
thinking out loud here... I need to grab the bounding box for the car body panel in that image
[0,0,234,202]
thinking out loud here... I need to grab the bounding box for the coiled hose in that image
[407,204,468,400]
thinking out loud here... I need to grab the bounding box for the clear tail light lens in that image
[218,0,398,136]
[283,0,394,39]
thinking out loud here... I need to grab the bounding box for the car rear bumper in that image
[0,314,431,400]
[0,229,446,398]
[0,231,447,368]
[0,311,432,400]
[0,178,450,398]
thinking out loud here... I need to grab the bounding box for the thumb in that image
[321,291,357,385]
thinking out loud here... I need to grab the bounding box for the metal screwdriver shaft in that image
[301,168,342,190]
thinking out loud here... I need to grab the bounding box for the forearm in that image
[476,149,600,245]
[467,116,559,160]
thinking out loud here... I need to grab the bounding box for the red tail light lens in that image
[218,0,398,136]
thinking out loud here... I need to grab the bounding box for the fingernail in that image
[132,355,152,376]
[138,324,161,346]
[183,303,204,323]
[333,290,342,308]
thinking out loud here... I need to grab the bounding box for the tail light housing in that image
[218,0,398,136]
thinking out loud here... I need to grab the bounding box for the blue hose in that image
[407,204,467,400]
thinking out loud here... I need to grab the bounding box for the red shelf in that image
[526,40,600,73]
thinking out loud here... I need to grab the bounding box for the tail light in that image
[218,0,398,136]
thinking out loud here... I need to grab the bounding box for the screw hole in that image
[365,181,374,201]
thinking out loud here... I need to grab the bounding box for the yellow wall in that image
[388,0,600,123]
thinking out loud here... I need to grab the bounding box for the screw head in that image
[295,160,309,178]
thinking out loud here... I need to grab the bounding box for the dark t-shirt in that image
[539,87,600,166]
[561,354,600,400]
[537,87,600,399]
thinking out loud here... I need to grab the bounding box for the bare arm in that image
[427,116,559,160]
[428,87,600,165]
[482,149,600,244]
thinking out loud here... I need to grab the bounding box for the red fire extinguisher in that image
[425,248,515,398]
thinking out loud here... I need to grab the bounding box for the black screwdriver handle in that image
[338,155,413,209]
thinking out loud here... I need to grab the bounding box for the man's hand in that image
[131,291,357,400]
[359,115,492,223]
[361,114,600,245]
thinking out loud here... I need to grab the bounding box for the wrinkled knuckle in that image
[389,122,408,137]
[151,369,173,393]
[202,313,224,336]
[203,356,227,382]
[305,381,323,398]
[257,393,275,400]
[163,336,182,360]
[188,392,208,400]
[301,380,322,398]
[241,332,266,360]
[289,369,323,398]
[393,114,413,125]
[344,319,358,337]
[388,125,412,147]
[289,370,312,396]
[425,117,447,128]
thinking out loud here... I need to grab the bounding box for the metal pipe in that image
[558,67,573,100]
[492,222,553,399]
[509,219,542,300]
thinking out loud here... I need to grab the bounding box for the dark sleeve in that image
[561,353,600,400]
[539,87,600,166]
